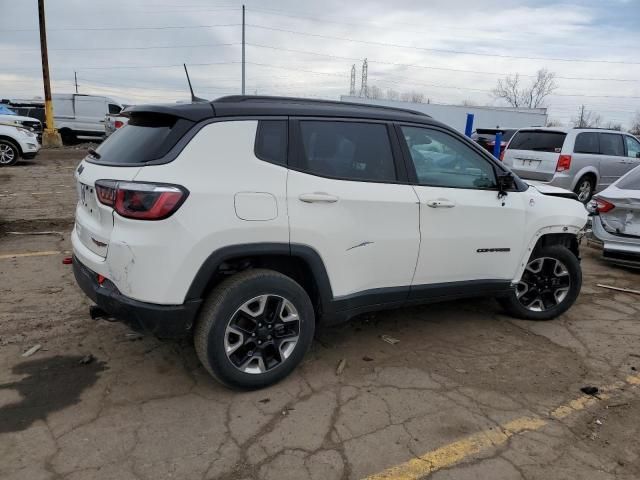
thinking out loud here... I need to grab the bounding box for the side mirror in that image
[636,151,640,158]
[497,171,516,191]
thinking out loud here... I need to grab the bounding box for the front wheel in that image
[499,245,581,321]
[0,140,19,166]
[194,269,315,389]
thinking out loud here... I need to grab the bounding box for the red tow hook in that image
[62,256,73,265]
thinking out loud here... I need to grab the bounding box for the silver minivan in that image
[502,128,640,202]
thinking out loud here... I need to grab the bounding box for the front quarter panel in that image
[513,191,588,282]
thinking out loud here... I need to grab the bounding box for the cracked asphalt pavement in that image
[1,149,640,480]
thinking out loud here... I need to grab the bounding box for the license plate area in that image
[78,182,101,221]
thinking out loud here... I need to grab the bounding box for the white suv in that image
[0,121,40,166]
[72,96,588,389]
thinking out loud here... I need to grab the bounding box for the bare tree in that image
[386,89,399,101]
[461,99,477,107]
[603,121,622,131]
[629,112,640,136]
[492,69,557,108]
[367,85,383,99]
[572,105,602,128]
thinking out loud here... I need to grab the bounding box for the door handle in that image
[426,199,455,208]
[299,193,339,203]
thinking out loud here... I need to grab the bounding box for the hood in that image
[0,114,41,125]
[526,181,578,200]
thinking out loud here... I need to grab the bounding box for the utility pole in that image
[359,58,368,98]
[241,4,245,95]
[349,64,356,96]
[38,0,62,147]
[74,71,78,94]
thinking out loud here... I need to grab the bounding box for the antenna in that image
[359,58,368,98]
[183,63,207,103]
[349,64,356,96]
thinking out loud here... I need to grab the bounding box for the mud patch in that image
[0,355,107,433]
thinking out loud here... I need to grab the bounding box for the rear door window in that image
[508,131,566,152]
[574,132,599,154]
[297,121,397,182]
[91,113,192,164]
[599,133,625,157]
[254,120,287,166]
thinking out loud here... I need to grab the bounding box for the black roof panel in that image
[123,96,440,126]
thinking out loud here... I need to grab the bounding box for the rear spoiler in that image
[122,103,215,122]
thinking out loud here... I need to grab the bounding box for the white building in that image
[340,96,547,133]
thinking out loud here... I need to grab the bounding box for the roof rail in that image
[214,95,429,117]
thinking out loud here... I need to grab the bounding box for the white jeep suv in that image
[72,96,588,389]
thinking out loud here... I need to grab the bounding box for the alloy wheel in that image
[0,144,16,165]
[224,294,300,374]
[516,257,571,312]
[576,180,592,202]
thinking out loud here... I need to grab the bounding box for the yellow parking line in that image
[0,250,61,260]
[364,374,640,480]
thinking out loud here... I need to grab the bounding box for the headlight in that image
[17,127,35,137]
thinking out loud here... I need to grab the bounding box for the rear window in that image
[574,132,599,154]
[617,167,640,190]
[508,131,566,152]
[91,113,192,164]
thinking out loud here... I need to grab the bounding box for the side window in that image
[108,104,122,114]
[298,121,396,182]
[574,132,599,154]
[625,136,640,159]
[400,126,497,189]
[600,133,625,157]
[255,120,287,166]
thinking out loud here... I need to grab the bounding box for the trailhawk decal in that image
[477,248,511,253]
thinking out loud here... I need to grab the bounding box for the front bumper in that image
[591,216,640,268]
[73,256,201,338]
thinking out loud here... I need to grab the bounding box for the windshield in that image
[0,105,17,115]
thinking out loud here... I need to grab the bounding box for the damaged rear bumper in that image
[591,216,640,268]
[73,256,201,338]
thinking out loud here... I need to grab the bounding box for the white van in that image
[53,94,123,143]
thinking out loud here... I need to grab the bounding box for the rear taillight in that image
[556,155,572,172]
[594,197,615,213]
[114,120,124,129]
[499,150,505,161]
[95,180,188,220]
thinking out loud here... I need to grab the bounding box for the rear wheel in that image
[0,140,19,166]
[499,245,581,321]
[574,175,595,203]
[194,269,315,389]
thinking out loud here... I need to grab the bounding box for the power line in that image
[3,42,239,52]
[245,24,640,65]
[244,43,640,83]
[0,23,240,32]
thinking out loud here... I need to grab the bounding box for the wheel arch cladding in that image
[185,243,334,315]
[534,233,580,259]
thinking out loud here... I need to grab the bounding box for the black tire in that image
[194,268,315,389]
[60,129,77,145]
[573,175,595,203]
[499,245,581,321]
[0,140,20,166]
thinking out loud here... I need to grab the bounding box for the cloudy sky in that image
[1,0,639,127]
